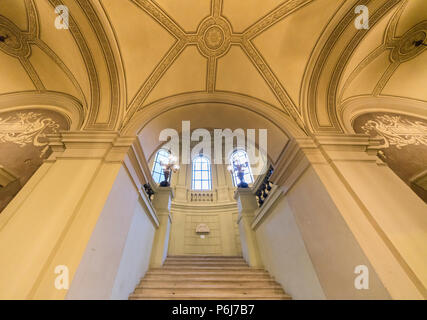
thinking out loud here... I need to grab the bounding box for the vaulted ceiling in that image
[1,0,426,143]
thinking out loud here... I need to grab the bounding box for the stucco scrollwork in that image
[361,114,427,149]
[0,112,59,150]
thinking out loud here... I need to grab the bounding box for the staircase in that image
[129,255,291,300]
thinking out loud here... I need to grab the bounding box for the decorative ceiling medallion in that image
[196,17,232,58]
[0,19,30,58]
[361,114,427,149]
[391,21,427,63]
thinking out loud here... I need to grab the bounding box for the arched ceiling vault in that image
[1,0,426,136]
[303,0,427,134]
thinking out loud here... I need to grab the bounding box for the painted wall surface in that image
[255,167,391,299]
[169,207,241,256]
[110,199,155,299]
[66,166,155,300]
[256,195,326,300]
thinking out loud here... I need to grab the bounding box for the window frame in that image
[191,154,212,191]
[151,149,170,184]
[230,149,254,186]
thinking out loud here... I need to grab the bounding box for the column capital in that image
[46,131,137,162]
[271,134,385,188]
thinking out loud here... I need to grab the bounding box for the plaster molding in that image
[303,0,401,133]
[0,91,84,130]
[270,134,384,189]
[122,91,305,139]
[340,96,427,134]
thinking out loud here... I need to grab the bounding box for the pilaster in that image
[234,188,263,267]
[150,187,173,268]
[0,131,158,299]
[267,134,427,299]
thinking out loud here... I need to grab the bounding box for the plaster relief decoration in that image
[0,112,60,157]
[361,114,427,149]
[0,109,68,213]
[196,223,210,239]
[354,112,427,204]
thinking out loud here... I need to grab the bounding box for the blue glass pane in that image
[192,155,212,190]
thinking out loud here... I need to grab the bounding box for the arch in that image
[122,92,306,138]
[0,91,84,130]
[301,0,401,134]
[340,95,427,134]
[122,92,307,167]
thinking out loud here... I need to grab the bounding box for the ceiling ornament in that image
[361,114,427,149]
[0,111,60,156]
[196,16,232,58]
[390,22,427,63]
[124,0,310,134]
[0,22,30,58]
[339,2,427,103]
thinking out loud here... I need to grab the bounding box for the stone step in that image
[130,256,290,300]
[152,266,263,271]
[146,269,268,275]
[167,255,244,259]
[143,274,273,281]
[165,258,246,263]
[163,262,248,267]
[132,287,286,296]
[129,294,291,300]
[137,279,281,288]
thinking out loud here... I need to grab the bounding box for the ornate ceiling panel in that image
[34,0,90,105]
[337,0,427,112]
[154,0,211,32]
[144,46,207,105]
[100,0,176,103]
[395,0,427,37]
[1,0,425,136]
[222,0,284,33]
[0,0,28,30]
[216,46,281,109]
[253,0,341,106]
[338,6,398,96]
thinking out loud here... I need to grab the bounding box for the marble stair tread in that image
[143,274,273,280]
[136,280,282,288]
[129,255,291,300]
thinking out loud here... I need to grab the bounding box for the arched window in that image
[151,149,170,184]
[192,155,212,190]
[230,150,254,186]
